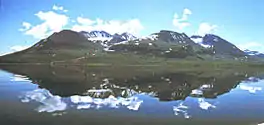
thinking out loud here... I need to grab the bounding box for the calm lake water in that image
[0,65,264,125]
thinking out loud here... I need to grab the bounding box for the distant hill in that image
[244,49,264,58]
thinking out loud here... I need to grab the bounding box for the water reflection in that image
[70,94,143,110]
[21,89,67,113]
[239,84,262,93]
[173,102,190,118]
[1,64,262,101]
[197,98,216,110]
[1,64,264,122]
[11,74,31,82]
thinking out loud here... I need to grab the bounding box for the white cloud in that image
[25,23,50,39]
[72,17,144,36]
[19,22,32,31]
[20,5,144,39]
[237,42,264,52]
[197,22,217,36]
[10,45,30,52]
[173,8,192,30]
[76,17,95,25]
[52,5,68,12]
[183,8,192,15]
[35,11,69,32]
[22,11,69,39]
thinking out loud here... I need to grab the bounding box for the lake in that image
[0,65,264,125]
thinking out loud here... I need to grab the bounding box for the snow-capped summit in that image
[89,31,112,38]
[80,31,113,41]
[120,32,137,41]
[190,34,246,56]
[79,30,138,47]
[80,31,137,42]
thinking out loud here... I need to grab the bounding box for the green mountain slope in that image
[0,30,103,63]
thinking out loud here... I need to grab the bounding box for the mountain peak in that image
[191,34,246,56]
[49,30,88,44]
[154,30,189,41]
[120,32,137,41]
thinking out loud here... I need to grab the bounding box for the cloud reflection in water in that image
[21,89,67,113]
[11,74,31,82]
[70,93,143,111]
[173,102,190,119]
[20,88,143,113]
[197,98,216,110]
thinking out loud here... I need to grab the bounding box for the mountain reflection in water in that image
[0,64,264,125]
[1,65,255,100]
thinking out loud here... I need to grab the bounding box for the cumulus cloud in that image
[197,22,217,36]
[19,22,32,31]
[22,11,69,39]
[52,5,68,12]
[10,45,30,52]
[72,17,144,36]
[35,11,69,32]
[173,8,192,30]
[20,5,144,39]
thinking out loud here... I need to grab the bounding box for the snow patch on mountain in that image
[190,37,212,48]
[191,37,203,43]
[244,49,264,56]
[120,32,137,41]
[113,41,129,45]
[140,34,158,41]
[88,37,112,41]
[80,31,137,43]
[80,31,113,41]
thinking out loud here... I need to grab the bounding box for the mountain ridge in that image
[0,29,263,63]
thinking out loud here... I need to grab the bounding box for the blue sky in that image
[1,0,264,55]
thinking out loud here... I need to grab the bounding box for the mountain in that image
[244,49,264,58]
[119,32,137,41]
[190,34,246,57]
[79,31,137,46]
[0,30,103,63]
[80,31,112,42]
[130,30,201,47]
[108,30,216,59]
[107,32,137,45]
[1,29,263,64]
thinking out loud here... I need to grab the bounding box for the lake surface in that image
[0,65,264,125]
